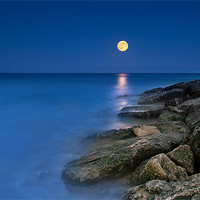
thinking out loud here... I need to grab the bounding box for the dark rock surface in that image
[84,128,135,148]
[118,104,164,119]
[182,125,200,172]
[167,145,194,174]
[62,132,183,185]
[185,108,200,128]
[158,110,184,122]
[178,97,200,114]
[123,173,200,200]
[155,121,187,134]
[138,80,200,104]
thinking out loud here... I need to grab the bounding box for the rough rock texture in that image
[186,109,200,128]
[84,128,135,148]
[129,153,188,186]
[132,125,160,137]
[178,97,200,114]
[158,110,184,122]
[122,173,200,200]
[62,133,184,185]
[165,98,184,107]
[167,145,195,174]
[166,106,185,115]
[155,121,187,134]
[182,125,200,172]
[118,104,164,119]
[142,153,188,182]
[138,80,200,104]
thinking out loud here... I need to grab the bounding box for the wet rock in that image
[138,79,200,104]
[132,125,160,137]
[192,194,200,200]
[165,97,184,107]
[185,108,200,128]
[84,128,135,147]
[182,125,200,172]
[178,97,200,114]
[166,106,185,115]
[117,94,133,99]
[139,88,186,104]
[158,110,184,122]
[118,104,164,119]
[122,173,200,200]
[155,121,187,134]
[62,132,184,185]
[128,159,149,186]
[167,145,194,174]
[142,153,188,182]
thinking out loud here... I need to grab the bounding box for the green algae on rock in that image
[123,173,200,200]
[62,132,184,185]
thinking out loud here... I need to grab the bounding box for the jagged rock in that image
[158,110,184,122]
[182,125,200,172]
[142,153,188,182]
[167,145,194,174]
[165,98,184,107]
[118,104,164,119]
[132,125,160,137]
[178,97,200,114]
[138,79,200,104]
[62,133,184,185]
[84,128,135,148]
[166,106,185,115]
[185,108,200,128]
[139,88,186,105]
[128,159,149,186]
[192,194,200,200]
[123,173,200,200]
[155,121,187,134]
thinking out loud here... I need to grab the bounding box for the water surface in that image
[0,73,200,199]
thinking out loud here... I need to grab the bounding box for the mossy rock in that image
[62,132,184,185]
[158,110,184,122]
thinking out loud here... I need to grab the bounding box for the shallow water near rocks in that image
[0,73,200,199]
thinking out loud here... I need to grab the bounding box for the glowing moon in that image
[117,41,128,52]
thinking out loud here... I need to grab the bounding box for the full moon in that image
[117,41,128,52]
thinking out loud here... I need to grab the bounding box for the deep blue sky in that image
[0,1,200,73]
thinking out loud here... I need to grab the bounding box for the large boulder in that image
[182,125,200,172]
[185,108,200,128]
[158,110,184,122]
[139,88,186,105]
[132,125,160,137]
[178,97,200,114]
[167,145,194,174]
[62,132,184,185]
[138,79,200,104]
[141,153,188,182]
[129,153,188,186]
[155,121,187,134]
[84,128,135,148]
[122,173,200,200]
[118,104,164,119]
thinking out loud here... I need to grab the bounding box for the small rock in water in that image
[35,169,49,179]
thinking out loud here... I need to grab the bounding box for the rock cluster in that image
[62,79,200,199]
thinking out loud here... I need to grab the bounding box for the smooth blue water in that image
[0,73,200,200]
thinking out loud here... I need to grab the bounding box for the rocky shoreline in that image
[62,79,200,199]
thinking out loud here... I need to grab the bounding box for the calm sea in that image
[0,73,200,200]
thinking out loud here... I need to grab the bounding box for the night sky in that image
[0,1,200,73]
